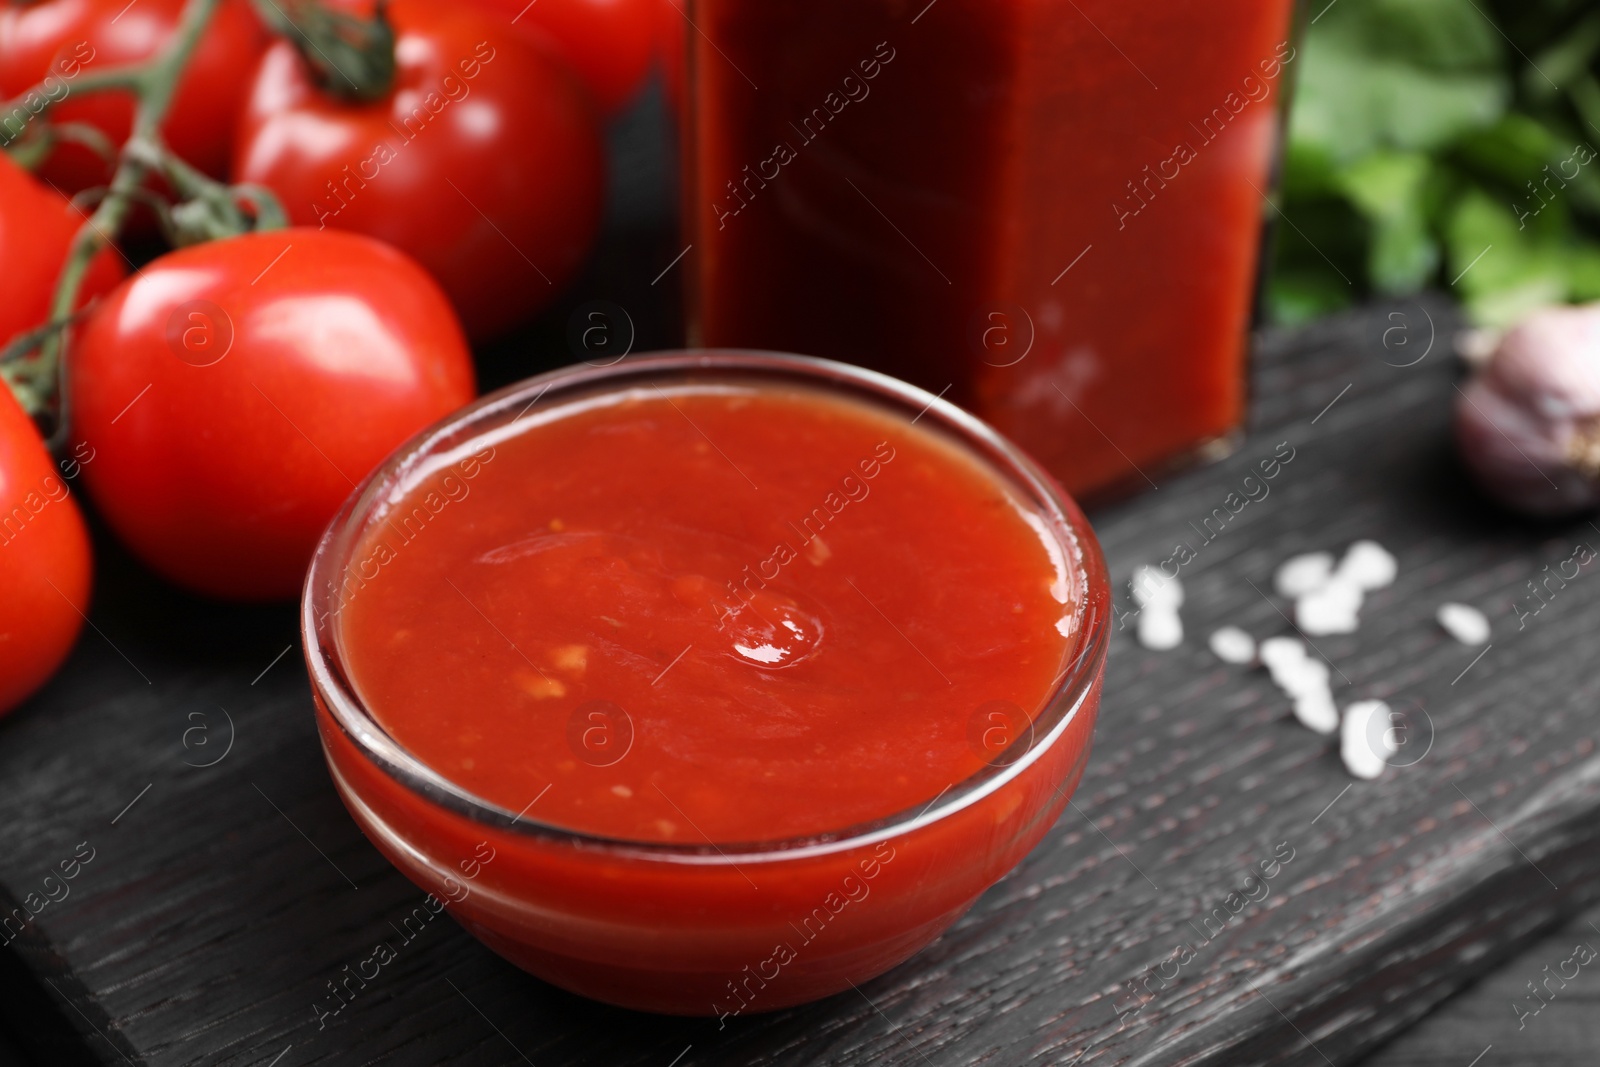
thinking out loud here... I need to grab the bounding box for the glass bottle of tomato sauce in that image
[679,0,1298,501]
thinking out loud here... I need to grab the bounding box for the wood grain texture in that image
[4,95,1600,1066]
[1361,900,1600,1066]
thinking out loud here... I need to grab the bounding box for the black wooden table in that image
[3,89,1600,1067]
[1363,900,1600,1067]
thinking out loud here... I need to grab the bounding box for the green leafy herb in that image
[1270,0,1600,325]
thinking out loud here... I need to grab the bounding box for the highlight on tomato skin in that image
[65,228,477,602]
[0,0,269,192]
[231,0,607,342]
[0,387,92,718]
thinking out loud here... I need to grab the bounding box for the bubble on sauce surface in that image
[722,591,825,668]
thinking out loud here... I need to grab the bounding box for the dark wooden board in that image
[1362,899,1600,1066]
[5,89,1600,1067]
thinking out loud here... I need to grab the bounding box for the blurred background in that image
[1270,0,1600,328]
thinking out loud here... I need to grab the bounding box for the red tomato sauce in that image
[337,384,1079,843]
[683,0,1295,500]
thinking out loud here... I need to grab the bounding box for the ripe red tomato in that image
[0,151,123,347]
[470,0,656,114]
[233,0,605,341]
[0,0,268,193]
[0,387,91,716]
[69,229,476,601]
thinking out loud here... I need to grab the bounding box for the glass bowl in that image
[302,351,1110,1016]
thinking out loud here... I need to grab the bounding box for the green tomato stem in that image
[0,71,144,153]
[8,0,223,424]
[248,0,397,102]
[0,0,285,435]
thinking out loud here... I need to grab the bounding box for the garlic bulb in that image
[1455,303,1600,516]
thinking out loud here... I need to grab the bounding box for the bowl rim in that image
[301,350,1111,864]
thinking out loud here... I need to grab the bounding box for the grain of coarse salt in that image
[1130,565,1182,609]
[1276,540,1397,636]
[1285,654,1331,695]
[1296,577,1363,635]
[1293,689,1340,736]
[1259,636,1308,679]
[1437,602,1490,645]
[1131,567,1183,650]
[1259,637,1339,735]
[1138,608,1183,650]
[1336,540,1398,591]
[1341,699,1395,779]
[1209,626,1256,664]
[1274,552,1335,599]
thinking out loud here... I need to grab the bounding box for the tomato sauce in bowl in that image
[304,352,1109,1015]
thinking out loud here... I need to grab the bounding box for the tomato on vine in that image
[0,152,123,350]
[470,0,656,114]
[68,229,476,600]
[0,387,91,716]
[0,0,268,192]
[232,0,605,341]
